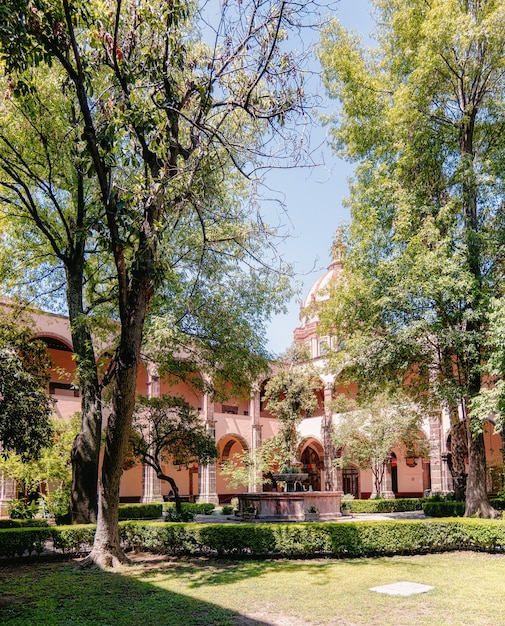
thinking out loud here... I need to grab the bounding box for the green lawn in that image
[1,552,504,625]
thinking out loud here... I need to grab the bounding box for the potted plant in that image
[242,505,257,521]
[341,493,354,516]
[304,504,319,521]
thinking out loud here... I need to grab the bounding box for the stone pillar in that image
[197,391,219,504]
[141,369,162,502]
[321,381,339,492]
[0,473,17,518]
[429,409,452,494]
[249,385,263,492]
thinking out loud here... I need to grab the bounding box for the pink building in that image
[1,241,503,514]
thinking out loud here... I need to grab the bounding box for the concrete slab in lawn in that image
[370,581,434,597]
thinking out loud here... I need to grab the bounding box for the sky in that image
[264,0,374,355]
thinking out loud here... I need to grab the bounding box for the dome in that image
[298,230,345,326]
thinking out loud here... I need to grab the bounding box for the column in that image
[0,473,17,518]
[140,368,162,502]
[197,391,219,504]
[429,408,452,494]
[249,385,263,492]
[321,380,339,492]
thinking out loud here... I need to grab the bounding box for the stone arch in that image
[297,437,324,492]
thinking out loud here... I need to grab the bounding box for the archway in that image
[216,435,250,502]
[300,441,323,491]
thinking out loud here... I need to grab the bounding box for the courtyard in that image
[1,551,504,625]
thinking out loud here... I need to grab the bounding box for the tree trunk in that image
[66,264,102,524]
[158,472,182,514]
[447,420,468,501]
[465,430,497,517]
[81,288,148,567]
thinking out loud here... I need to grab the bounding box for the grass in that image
[2,552,505,625]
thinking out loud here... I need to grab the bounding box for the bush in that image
[423,500,466,517]
[0,518,49,529]
[351,498,424,513]
[221,505,234,515]
[119,518,505,558]
[0,527,52,558]
[162,502,215,516]
[118,503,163,520]
[51,525,96,553]
[7,499,39,519]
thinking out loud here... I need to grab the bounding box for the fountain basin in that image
[237,491,343,521]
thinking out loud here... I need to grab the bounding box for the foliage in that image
[0,417,78,509]
[0,526,51,558]
[162,502,215,516]
[130,395,217,513]
[423,500,466,518]
[350,498,424,514]
[0,317,54,460]
[117,503,163,520]
[7,498,38,520]
[262,346,321,468]
[0,0,320,562]
[318,0,505,517]
[332,393,427,496]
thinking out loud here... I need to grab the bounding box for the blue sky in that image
[264,0,374,355]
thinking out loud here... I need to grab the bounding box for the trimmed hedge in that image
[162,502,215,515]
[3,517,505,560]
[119,518,505,558]
[0,527,52,558]
[0,519,49,529]
[351,498,424,513]
[118,503,163,520]
[422,501,466,517]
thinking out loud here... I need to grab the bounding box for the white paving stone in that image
[369,581,434,597]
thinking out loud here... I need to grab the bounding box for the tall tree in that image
[0,0,318,566]
[0,66,106,524]
[0,316,54,460]
[319,0,505,516]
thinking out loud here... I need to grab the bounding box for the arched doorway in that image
[300,444,322,491]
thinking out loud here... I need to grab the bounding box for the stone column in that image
[141,369,162,502]
[429,408,452,494]
[197,391,219,504]
[0,473,17,518]
[321,380,339,492]
[249,385,263,492]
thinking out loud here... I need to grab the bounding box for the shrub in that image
[221,505,234,515]
[0,527,52,558]
[351,498,424,513]
[7,499,39,519]
[118,503,163,520]
[423,500,466,517]
[162,502,215,516]
[0,518,48,529]
[51,525,96,553]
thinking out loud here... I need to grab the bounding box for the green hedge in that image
[350,498,424,513]
[162,502,215,515]
[118,503,163,520]
[0,519,49,529]
[3,517,505,560]
[0,527,52,558]
[120,518,505,558]
[422,501,466,517]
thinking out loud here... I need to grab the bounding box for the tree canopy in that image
[0,0,323,565]
[0,316,54,461]
[319,0,505,516]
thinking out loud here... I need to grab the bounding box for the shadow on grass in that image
[0,557,275,626]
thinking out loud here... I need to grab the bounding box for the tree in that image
[319,0,505,517]
[130,396,217,514]
[0,416,78,520]
[0,316,54,460]
[0,0,319,566]
[332,394,426,497]
[0,65,107,524]
[262,346,321,470]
